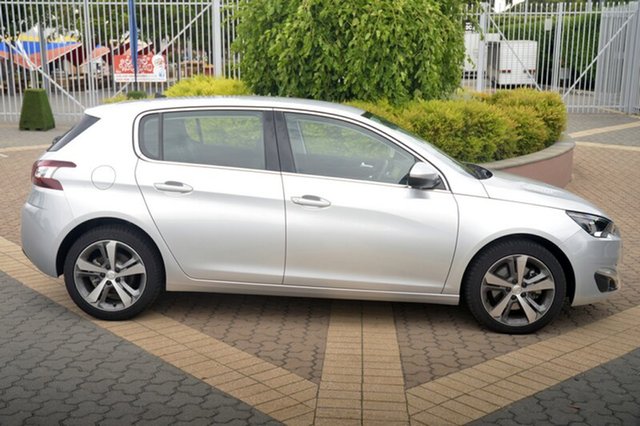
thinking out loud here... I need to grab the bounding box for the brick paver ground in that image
[1,112,639,425]
[0,123,70,149]
[566,112,640,134]
[0,271,279,426]
[154,293,330,383]
[471,348,640,425]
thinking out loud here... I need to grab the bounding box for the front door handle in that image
[291,195,331,208]
[154,181,193,194]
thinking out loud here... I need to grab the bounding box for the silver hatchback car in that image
[22,97,622,333]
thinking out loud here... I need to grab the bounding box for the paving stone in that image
[471,348,640,425]
[0,272,280,426]
[154,291,331,384]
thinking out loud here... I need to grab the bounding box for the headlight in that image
[567,211,619,238]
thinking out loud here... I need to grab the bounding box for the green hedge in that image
[103,77,250,104]
[103,94,128,104]
[489,89,566,146]
[349,89,566,163]
[144,77,566,164]
[164,76,251,97]
[126,90,148,100]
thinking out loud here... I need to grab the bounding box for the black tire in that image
[464,239,566,334]
[63,225,164,320]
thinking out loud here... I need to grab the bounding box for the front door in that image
[278,112,458,294]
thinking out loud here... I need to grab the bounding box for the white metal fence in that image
[0,0,241,122]
[1,0,639,123]
[463,1,640,114]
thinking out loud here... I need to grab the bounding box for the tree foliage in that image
[234,0,466,104]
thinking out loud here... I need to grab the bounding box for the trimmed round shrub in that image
[504,106,549,157]
[164,76,251,97]
[347,96,556,163]
[402,100,508,163]
[489,89,566,146]
[235,0,465,104]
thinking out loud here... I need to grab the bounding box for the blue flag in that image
[127,0,138,83]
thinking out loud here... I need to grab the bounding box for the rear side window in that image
[138,110,266,171]
[139,114,161,159]
[48,114,100,152]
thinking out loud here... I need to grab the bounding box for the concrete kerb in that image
[481,135,576,188]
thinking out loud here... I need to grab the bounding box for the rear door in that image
[134,108,286,284]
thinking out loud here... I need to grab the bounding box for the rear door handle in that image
[154,181,193,194]
[291,195,331,208]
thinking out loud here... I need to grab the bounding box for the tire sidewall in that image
[63,226,163,320]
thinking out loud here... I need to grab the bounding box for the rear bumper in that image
[21,187,74,277]
[561,229,622,306]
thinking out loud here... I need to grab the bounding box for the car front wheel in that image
[464,239,566,334]
[63,225,164,320]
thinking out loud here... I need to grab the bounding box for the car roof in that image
[86,96,365,119]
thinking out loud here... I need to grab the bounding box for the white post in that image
[623,4,640,113]
[83,0,97,106]
[476,3,489,92]
[213,0,223,77]
[37,22,49,92]
[551,3,564,91]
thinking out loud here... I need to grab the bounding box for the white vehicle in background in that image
[488,40,538,87]
[463,32,500,75]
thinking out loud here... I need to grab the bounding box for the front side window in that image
[284,113,415,184]
[139,110,266,170]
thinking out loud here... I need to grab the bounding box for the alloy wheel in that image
[73,240,147,312]
[480,254,556,327]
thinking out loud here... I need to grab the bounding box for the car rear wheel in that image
[464,239,566,334]
[63,225,163,320]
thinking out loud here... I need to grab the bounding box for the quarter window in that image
[284,113,415,184]
[139,114,160,159]
[48,114,100,152]
[139,110,266,170]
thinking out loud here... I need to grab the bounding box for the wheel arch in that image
[56,217,166,283]
[460,233,576,304]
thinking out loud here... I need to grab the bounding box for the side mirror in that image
[408,162,442,190]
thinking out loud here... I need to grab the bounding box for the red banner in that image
[114,54,167,82]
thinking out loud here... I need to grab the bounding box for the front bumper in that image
[561,229,622,306]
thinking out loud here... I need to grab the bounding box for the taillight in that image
[31,160,76,190]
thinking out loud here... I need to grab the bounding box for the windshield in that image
[362,111,492,180]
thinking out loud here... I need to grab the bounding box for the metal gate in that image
[0,0,241,123]
[463,1,640,114]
